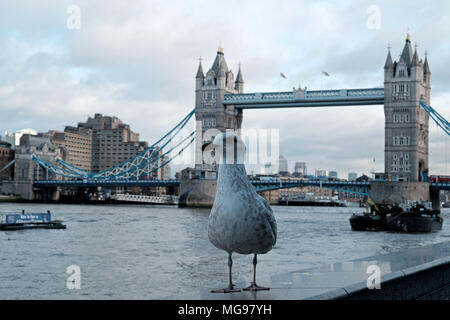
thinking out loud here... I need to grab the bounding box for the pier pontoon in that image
[0,211,66,231]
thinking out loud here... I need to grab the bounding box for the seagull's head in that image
[211,132,246,165]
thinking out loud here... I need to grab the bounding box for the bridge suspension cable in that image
[420,101,450,137]
[0,160,16,174]
[33,109,195,180]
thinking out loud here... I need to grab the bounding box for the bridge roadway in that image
[223,87,385,109]
[33,179,450,192]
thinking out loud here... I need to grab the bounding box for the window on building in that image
[399,70,405,77]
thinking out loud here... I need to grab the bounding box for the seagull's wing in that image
[257,193,277,246]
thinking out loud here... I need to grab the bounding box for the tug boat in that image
[385,207,443,233]
[350,200,443,233]
[0,211,66,231]
[349,213,388,231]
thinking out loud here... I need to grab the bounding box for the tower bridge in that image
[31,179,450,194]
[185,32,448,207]
[3,33,449,207]
[194,33,434,184]
[222,87,385,109]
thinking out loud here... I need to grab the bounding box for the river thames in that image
[0,203,449,299]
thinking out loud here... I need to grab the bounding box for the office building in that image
[278,155,288,173]
[328,171,338,179]
[48,127,93,172]
[348,172,358,181]
[294,162,307,176]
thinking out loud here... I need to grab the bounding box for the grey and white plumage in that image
[208,163,277,254]
[208,132,277,292]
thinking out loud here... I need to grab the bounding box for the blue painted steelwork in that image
[33,179,181,188]
[32,109,196,181]
[32,155,83,179]
[420,101,450,137]
[30,100,450,192]
[223,88,385,109]
[430,182,450,191]
[0,160,15,174]
[88,110,195,179]
[32,178,450,192]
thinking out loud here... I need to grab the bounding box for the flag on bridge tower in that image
[322,70,330,77]
[280,72,287,79]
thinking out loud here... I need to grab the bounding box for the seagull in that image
[208,132,277,293]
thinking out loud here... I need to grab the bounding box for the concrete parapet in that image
[172,241,450,300]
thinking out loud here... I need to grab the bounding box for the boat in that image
[349,213,388,231]
[279,193,346,207]
[350,200,443,233]
[0,211,66,231]
[111,193,179,205]
[385,205,443,233]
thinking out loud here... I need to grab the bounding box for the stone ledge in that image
[172,241,450,300]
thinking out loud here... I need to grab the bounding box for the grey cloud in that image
[0,0,449,177]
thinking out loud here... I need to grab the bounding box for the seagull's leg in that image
[243,254,270,291]
[211,252,241,293]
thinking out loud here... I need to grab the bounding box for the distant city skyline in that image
[0,1,449,177]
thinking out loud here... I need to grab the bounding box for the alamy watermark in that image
[66,265,81,290]
[168,122,280,174]
[366,5,381,30]
[366,264,381,290]
[67,5,81,30]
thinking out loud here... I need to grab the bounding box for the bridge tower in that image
[194,46,243,166]
[384,33,431,182]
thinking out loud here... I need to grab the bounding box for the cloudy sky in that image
[0,0,449,178]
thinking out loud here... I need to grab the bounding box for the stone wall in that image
[0,181,15,195]
[178,179,217,208]
[370,181,430,204]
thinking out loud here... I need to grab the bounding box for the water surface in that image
[0,203,448,299]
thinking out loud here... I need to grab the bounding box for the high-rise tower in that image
[194,46,244,166]
[384,33,431,182]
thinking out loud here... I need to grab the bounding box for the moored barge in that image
[0,211,66,231]
[350,200,443,233]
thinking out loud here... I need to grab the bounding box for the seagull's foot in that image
[243,282,270,291]
[211,284,241,293]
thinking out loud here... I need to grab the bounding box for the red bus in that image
[429,175,450,183]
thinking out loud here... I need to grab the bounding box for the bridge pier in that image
[370,181,441,210]
[430,188,442,211]
[34,188,60,202]
[370,181,430,204]
[178,178,217,208]
[10,135,62,201]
